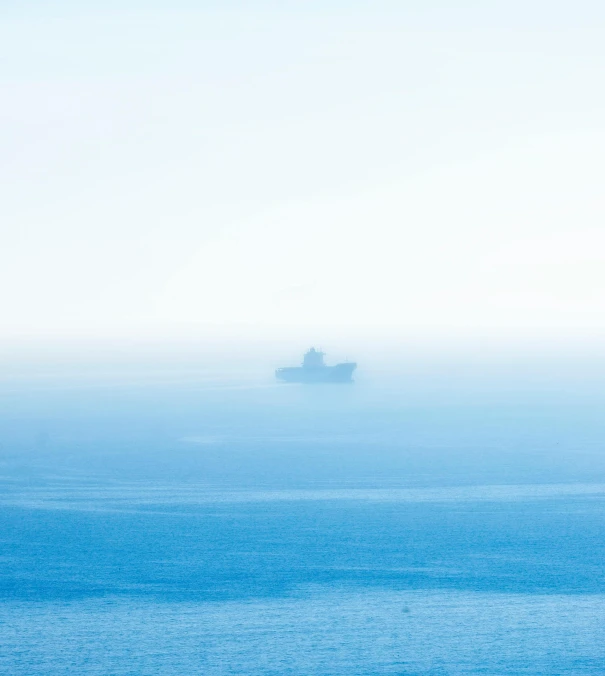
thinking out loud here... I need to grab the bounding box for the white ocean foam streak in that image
[2,481,604,513]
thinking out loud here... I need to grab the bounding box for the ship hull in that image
[275,362,356,383]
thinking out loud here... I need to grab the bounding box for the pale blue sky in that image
[3,2,605,340]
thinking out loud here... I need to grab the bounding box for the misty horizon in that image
[3,1,605,674]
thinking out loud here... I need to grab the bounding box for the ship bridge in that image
[302,348,325,368]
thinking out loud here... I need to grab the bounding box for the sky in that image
[3,1,605,343]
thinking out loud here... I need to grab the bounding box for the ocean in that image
[1,351,604,674]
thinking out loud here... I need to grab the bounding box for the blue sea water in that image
[1,356,605,674]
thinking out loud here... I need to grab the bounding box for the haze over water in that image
[4,0,605,672]
[1,344,604,674]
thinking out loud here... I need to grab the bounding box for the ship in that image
[275,348,357,383]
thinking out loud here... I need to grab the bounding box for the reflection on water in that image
[2,590,604,675]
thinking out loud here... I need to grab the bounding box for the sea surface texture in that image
[1,362,605,674]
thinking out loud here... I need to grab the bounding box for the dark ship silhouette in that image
[275,348,356,383]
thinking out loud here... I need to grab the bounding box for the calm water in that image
[1,361,605,674]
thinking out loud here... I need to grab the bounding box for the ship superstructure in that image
[275,348,356,383]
